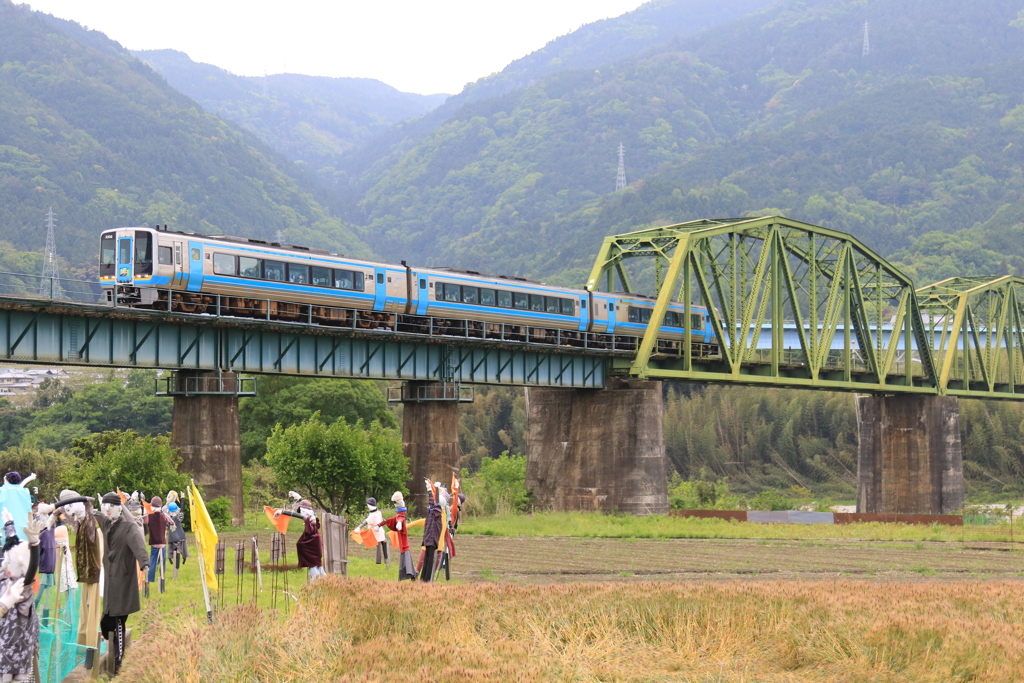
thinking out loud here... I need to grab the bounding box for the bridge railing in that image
[0,271,102,304]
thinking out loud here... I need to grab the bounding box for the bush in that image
[750,489,793,511]
[668,472,745,510]
[462,452,530,516]
[205,496,233,528]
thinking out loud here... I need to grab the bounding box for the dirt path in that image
[433,535,1024,583]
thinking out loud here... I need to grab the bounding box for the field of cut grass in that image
[121,578,1024,682]
[460,511,1023,542]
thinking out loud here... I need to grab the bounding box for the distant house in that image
[0,368,70,395]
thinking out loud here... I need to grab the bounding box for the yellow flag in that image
[188,482,219,592]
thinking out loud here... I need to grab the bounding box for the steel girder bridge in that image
[0,215,1022,398]
[0,297,608,390]
[587,215,1024,400]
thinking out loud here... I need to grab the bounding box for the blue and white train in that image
[100,226,717,350]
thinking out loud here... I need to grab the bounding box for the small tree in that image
[66,430,189,498]
[463,452,530,515]
[265,412,407,514]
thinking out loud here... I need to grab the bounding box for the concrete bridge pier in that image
[525,379,668,515]
[400,381,462,514]
[170,371,244,524]
[856,394,964,514]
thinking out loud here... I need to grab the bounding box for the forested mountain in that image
[134,49,447,188]
[0,1,371,275]
[332,0,782,211]
[345,0,1024,289]
[451,0,782,109]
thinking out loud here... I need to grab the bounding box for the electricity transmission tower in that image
[862,21,870,57]
[616,143,627,191]
[40,207,63,298]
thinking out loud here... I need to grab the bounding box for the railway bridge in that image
[1,216,1019,519]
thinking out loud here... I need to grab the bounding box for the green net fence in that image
[36,585,105,683]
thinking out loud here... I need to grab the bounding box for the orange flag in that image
[264,506,291,534]
[142,499,155,516]
[450,473,461,521]
[116,488,128,504]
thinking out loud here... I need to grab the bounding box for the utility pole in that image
[40,207,63,299]
[616,142,627,192]
[862,21,870,58]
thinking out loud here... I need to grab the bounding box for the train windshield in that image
[100,232,116,277]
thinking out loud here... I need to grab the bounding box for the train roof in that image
[428,266,539,285]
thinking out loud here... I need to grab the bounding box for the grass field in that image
[120,578,1024,682]
[99,512,1024,681]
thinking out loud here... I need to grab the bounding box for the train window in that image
[311,266,331,286]
[377,273,384,284]
[419,279,426,290]
[134,232,152,264]
[333,269,354,289]
[641,309,652,324]
[462,287,479,304]
[119,238,132,264]
[480,289,496,306]
[497,290,512,308]
[609,303,615,311]
[628,307,639,323]
[101,234,115,263]
[581,300,587,310]
[263,260,285,282]
[191,248,200,261]
[158,246,172,265]
[213,253,236,276]
[287,263,308,284]
[239,257,260,278]
[513,292,528,309]
[443,283,460,302]
[529,294,545,312]
[561,299,575,316]
[545,297,559,314]
[692,313,703,331]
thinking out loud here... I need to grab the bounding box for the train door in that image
[372,267,386,311]
[416,274,430,315]
[116,233,134,284]
[172,241,185,286]
[186,241,204,292]
[606,300,617,334]
[577,294,589,332]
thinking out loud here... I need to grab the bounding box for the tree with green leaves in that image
[65,430,189,499]
[265,412,406,514]
[239,377,395,462]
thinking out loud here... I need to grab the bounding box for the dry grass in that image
[121,578,1024,682]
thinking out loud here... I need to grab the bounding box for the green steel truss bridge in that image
[0,215,1021,398]
[587,215,1024,400]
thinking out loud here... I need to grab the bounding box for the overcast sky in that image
[25,0,648,95]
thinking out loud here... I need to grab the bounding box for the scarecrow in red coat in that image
[274,500,325,581]
[377,491,416,581]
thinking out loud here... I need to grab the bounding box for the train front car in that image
[99,227,165,305]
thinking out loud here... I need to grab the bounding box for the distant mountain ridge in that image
[330,0,784,209]
[134,49,447,186]
[0,0,371,272]
[342,0,1024,288]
